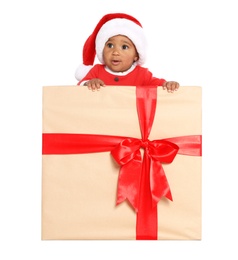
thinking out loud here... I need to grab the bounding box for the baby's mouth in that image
[111,60,120,65]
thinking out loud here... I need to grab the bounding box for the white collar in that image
[104,64,136,75]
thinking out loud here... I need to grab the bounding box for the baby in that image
[75,13,179,92]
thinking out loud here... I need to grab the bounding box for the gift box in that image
[42,86,202,240]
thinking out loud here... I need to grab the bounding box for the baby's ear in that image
[134,56,139,62]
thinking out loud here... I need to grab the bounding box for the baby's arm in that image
[162,81,180,93]
[83,78,105,91]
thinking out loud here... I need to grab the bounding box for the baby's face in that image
[102,35,139,73]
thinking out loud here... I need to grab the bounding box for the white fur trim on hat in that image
[95,18,147,65]
[75,64,93,81]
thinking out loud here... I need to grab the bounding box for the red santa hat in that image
[75,13,147,81]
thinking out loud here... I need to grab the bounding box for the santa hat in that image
[75,13,147,81]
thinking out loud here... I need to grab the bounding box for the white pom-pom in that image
[75,64,93,81]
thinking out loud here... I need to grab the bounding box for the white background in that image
[1,0,238,259]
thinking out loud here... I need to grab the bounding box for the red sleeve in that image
[77,65,102,85]
[136,67,166,86]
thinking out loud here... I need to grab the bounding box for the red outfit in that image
[77,64,166,86]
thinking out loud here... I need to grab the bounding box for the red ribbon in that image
[42,86,202,240]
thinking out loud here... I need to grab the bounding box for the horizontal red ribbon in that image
[42,133,202,156]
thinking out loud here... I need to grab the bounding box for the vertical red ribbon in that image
[135,86,158,240]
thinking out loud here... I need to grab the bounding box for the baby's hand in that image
[84,78,105,91]
[162,81,180,93]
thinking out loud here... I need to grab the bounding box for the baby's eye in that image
[106,43,113,48]
[122,45,129,50]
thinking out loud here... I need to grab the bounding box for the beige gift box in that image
[42,86,202,240]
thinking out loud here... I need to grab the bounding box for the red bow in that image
[111,138,179,211]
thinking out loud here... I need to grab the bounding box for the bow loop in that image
[111,138,141,165]
[149,140,179,163]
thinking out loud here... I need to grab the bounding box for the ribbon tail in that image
[116,158,142,212]
[150,160,173,207]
